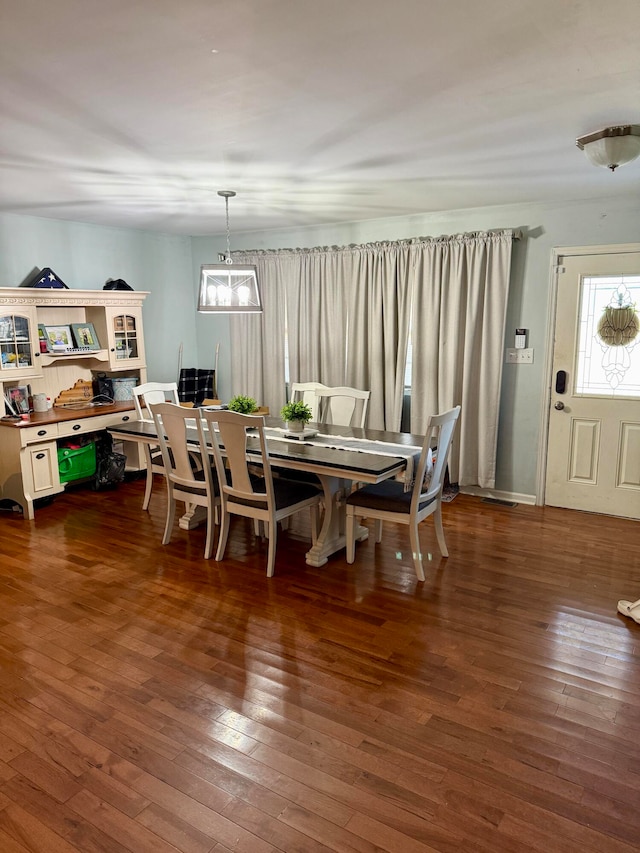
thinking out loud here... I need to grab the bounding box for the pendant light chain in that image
[225,195,231,263]
[218,189,236,266]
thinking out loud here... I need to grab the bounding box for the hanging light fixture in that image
[198,190,262,313]
[576,124,640,171]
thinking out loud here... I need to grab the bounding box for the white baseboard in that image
[460,486,537,505]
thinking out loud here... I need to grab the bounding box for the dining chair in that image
[289,382,328,422]
[149,402,220,559]
[133,382,200,510]
[201,409,322,577]
[314,386,370,428]
[345,405,461,580]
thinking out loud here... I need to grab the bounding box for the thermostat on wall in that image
[515,328,527,349]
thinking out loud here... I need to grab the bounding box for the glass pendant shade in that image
[197,189,262,313]
[577,125,640,171]
[198,263,262,313]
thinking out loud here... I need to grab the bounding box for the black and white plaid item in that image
[177,369,215,405]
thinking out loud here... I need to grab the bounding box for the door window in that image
[576,274,640,397]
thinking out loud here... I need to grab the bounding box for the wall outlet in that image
[506,347,534,364]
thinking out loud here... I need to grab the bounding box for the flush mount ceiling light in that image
[576,124,640,171]
[198,190,262,313]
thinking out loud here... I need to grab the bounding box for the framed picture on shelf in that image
[71,322,100,349]
[4,393,17,416]
[8,385,30,414]
[43,324,73,350]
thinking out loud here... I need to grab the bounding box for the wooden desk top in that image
[0,401,135,429]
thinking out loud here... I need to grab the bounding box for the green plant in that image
[280,400,313,423]
[227,394,258,414]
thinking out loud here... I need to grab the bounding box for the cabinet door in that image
[23,441,60,496]
[104,308,145,368]
[0,307,41,379]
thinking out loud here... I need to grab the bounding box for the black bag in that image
[92,432,126,489]
[94,452,127,489]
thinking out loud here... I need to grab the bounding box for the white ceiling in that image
[1,0,639,236]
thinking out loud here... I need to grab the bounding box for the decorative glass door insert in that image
[0,312,35,372]
[576,274,640,397]
[113,314,139,361]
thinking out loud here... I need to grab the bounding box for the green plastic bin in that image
[58,443,96,483]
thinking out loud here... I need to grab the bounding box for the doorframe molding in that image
[535,242,640,506]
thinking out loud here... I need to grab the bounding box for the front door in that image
[545,248,640,519]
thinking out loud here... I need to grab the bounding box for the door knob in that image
[554,401,565,410]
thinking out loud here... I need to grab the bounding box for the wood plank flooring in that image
[0,478,639,852]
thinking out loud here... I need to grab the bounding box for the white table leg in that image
[178,503,209,530]
[305,475,368,567]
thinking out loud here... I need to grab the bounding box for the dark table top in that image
[109,416,424,481]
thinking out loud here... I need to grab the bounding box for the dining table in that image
[108,416,424,567]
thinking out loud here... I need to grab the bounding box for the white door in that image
[545,249,640,519]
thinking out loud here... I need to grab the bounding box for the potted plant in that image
[227,394,258,414]
[280,399,313,432]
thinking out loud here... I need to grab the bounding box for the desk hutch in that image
[0,287,149,518]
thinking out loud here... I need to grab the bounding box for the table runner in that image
[264,427,423,488]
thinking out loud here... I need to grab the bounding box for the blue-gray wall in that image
[0,212,195,382]
[2,193,639,499]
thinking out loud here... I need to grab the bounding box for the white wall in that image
[0,212,195,382]
[192,192,640,498]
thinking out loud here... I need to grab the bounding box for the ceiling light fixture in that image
[198,190,262,313]
[576,124,640,171]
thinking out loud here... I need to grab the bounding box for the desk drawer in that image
[58,419,89,437]
[20,424,59,445]
[85,411,135,432]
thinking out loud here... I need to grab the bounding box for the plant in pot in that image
[227,394,258,415]
[280,399,313,433]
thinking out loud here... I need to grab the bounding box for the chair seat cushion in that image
[229,476,319,510]
[346,480,435,514]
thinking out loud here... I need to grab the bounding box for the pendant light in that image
[198,190,262,313]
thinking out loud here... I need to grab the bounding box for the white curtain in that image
[231,229,516,488]
[410,231,515,487]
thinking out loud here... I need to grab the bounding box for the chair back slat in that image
[133,382,180,421]
[149,402,206,491]
[314,386,370,428]
[202,410,274,511]
[412,406,461,509]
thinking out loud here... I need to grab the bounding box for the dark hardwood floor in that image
[0,477,639,852]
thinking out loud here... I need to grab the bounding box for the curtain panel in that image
[231,229,516,488]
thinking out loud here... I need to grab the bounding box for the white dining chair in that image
[345,406,461,580]
[132,382,182,510]
[289,382,328,422]
[202,409,322,577]
[314,386,370,428]
[149,402,220,559]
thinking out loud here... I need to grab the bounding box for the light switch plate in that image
[506,348,534,363]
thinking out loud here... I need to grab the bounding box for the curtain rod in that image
[230,229,521,259]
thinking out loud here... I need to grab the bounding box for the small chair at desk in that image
[202,409,322,577]
[150,402,220,559]
[345,406,461,580]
